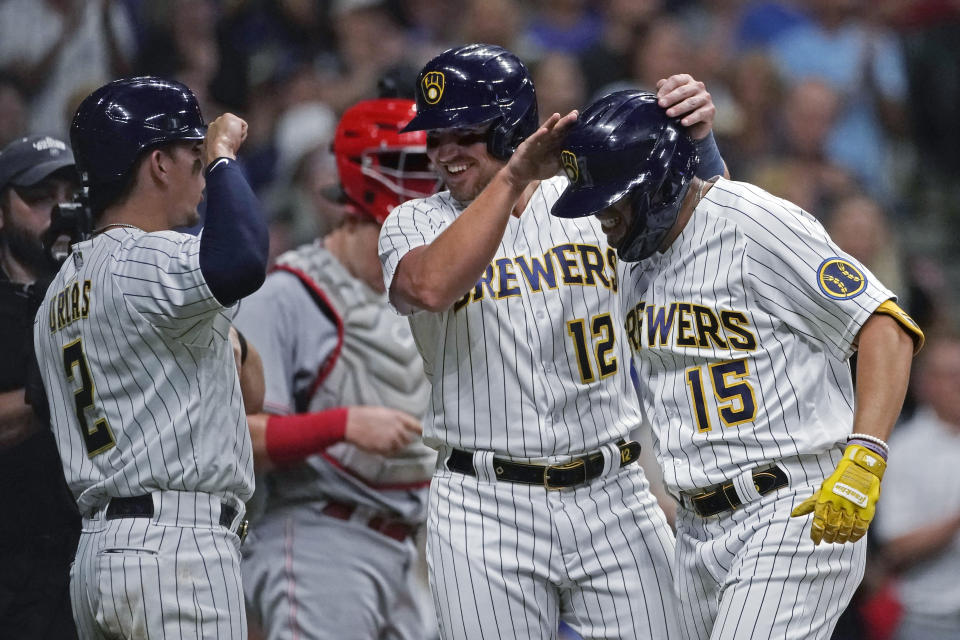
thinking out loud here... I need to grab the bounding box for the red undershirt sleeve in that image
[264,408,348,466]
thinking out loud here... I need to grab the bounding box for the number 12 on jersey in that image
[685,358,757,432]
[567,313,618,384]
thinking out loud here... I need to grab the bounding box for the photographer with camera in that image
[0,134,81,638]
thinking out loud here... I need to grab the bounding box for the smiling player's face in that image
[594,196,633,251]
[426,124,502,203]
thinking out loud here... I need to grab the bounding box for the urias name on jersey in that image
[47,279,92,333]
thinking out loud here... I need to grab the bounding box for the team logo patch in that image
[561,150,579,183]
[422,72,445,105]
[817,258,866,300]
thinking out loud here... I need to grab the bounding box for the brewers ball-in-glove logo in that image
[817,257,867,299]
[561,150,579,183]
[422,72,445,105]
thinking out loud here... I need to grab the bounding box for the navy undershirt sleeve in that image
[693,131,726,179]
[199,157,269,306]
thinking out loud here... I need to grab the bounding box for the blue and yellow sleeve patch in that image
[817,257,867,300]
[874,299,925,354]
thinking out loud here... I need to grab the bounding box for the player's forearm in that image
[247,413,274,471]
[239,340,265,415]
[247,409,349,472]
[882,514,960,572]
[199,158,269,306]
[692,132,729,180]
[391,169,527,312]
[851,313,915,441]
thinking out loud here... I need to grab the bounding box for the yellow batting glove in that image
[790,444,886,545]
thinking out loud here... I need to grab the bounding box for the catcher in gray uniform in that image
[235,97,440,640]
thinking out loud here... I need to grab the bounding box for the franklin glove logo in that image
[831,482,868,508]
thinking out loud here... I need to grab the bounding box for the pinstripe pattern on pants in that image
[70,493,246,639]
[674,452,866,640]
[426,462,680,640]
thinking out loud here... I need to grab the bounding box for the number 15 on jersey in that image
[685,358,757,433]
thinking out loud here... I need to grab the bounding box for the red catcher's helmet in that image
[332,98,439,224]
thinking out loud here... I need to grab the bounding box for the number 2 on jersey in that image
[685,358,757,432]
[63,338,116,457]
[567,313,618,383]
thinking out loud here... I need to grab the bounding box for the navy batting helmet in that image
[402,44,538,160]
[551,90,699,262]
[70,77,206,187]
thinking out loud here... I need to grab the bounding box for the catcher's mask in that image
[330,98,440,224]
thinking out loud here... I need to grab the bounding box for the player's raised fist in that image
[203,113,248,166]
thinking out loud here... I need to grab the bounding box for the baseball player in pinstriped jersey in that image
[378,44,727,639]
[551,90,923,640]
[237,98,438,640]
[33,77,269,639]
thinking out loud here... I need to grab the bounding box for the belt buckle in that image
[237,519,249,543]
[543,458,586,490]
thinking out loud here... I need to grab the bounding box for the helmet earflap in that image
[486,92,539,160]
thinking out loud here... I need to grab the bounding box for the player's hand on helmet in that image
[344,406,423,456]
[791,443,886,545]
[203,113,248,167]
[656,74,716,141]
[504,110,579,186]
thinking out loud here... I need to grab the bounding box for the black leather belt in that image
[446,440,641,490]
[105,495,248,542]
[684,464,789,517]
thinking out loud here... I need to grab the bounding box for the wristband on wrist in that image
[847,433,890,460]
[265,408,348,466]
[694,131,725,179]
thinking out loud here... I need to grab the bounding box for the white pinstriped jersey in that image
[34,227,254,515]
[379,175,642,457]
[621,178,894,493]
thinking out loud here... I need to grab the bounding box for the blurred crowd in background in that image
[1,1,958,639]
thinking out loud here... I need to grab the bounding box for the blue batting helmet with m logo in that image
[404,44,538,160]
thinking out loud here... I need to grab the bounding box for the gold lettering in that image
[81,280,91,317]
[70,282,81,323]
[553,244,583,285]
[577,244,609,288]
[56,291,66,329]
[720,311,758,351]
[675,303,698,347]
[692,305,726,349]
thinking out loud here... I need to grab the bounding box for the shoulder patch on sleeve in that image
[817,257,867,300]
